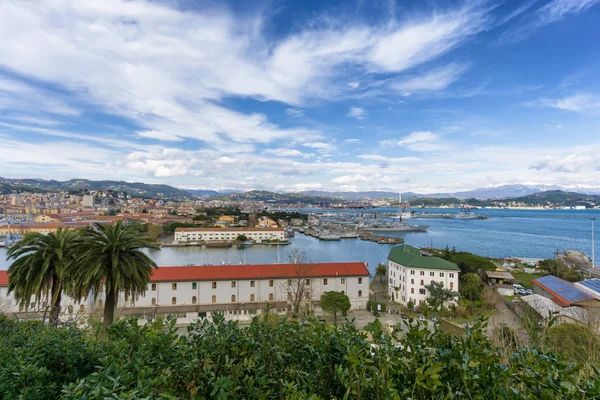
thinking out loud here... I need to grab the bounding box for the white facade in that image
[82,195,94,208]
[0,263,370,324]
[388,260,459,306]
[174,228,285,244]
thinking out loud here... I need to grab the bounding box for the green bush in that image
[366,300,386,312]
[1,313,600,399]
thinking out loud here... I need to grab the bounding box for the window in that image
[250,281,255,287]
[288,293,292,301]
[79,304,85,312]
[440,273,445,277]
[358,278,362,284]
[231,281,236,288]
[192,296,197,304]
[410,270,415,275]
[450,282,454,289]
[411,288,414,294]
[420,279,424,285]
[411,279,414,284]
[269,293,274,301]
[430,272,434,277]
[98,300,103,308]
[68,305,73,313]
[419,289,426,295]
[341,290,345,295]
[172,283,177,290]
[212,282,217,289]
[172,297,177,305]
[323,278,328,285]
[288,279,292,286]
[305,279,310,285]
[250,294,255,302]
[151,283,157,291]
[269,280,274,287]
[358,290,362,297]
[449,273,455,278]
[192,282,197,289]
[212,295,217,303]
[151,298,156,305]
[420,271,425,276]
[341,278,346,284]
[231,295,236,302]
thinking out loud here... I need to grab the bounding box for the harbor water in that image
[1,208,599,276]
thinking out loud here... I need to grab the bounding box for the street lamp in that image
[592,218,596,269]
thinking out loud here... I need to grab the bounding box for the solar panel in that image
[578,278,600,294]
[534,275,594,304]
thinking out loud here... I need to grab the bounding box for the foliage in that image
[539,259,579,282]
[6,228,79,325]
[163,221,198,234]
[67,222,159,327]
[547,323,600,375]
[366,300,386,313]
[236,234,248,242]
[320,291,350,324]
[460,272,482,301]
[441,251,496,275]
[1,314,599,399]
[424,281,458,310]
[375,263,387,284]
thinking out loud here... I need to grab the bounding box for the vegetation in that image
[460,272,482,302]
[1,314,599,399]
[163,221,198,234]
[547,323,600,376]
[539,259,579,281]
[67,222,159,327]
[319,291,350,325]
[6,228,79,325]
[440,248,496,275]
[375,263,386,284]
[511,271,546,289]
[424,281,458,310]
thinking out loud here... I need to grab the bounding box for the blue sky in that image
[0,0,599,193]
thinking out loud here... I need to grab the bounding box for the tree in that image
[284,248,314,316]
[320,291,350,325]
[170,210,178,216]
[236,234,248,242]
[424,281,458,311]
[460,273,482,302]
[68,222,159,327]
[539,259,579,281]
[375,263,387,284]
[6,228,79,325]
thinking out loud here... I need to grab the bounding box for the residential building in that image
[387,244,460,306]
[532,275,599,308]
[0,262,370,324]
[174,227,284,243]
[82,195,94,208]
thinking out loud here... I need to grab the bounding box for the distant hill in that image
[0,178,193,200]
[510,190,600,207]
[300,190,401,200]
[213,190,348,205]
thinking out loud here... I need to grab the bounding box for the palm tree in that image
[6,228,79,325]
[462,273,481,302]
[69,221,159,327]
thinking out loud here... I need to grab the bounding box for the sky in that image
[0,0,599,194]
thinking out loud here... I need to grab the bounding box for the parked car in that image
[401,313,408,320]
[373,311,380,318]
[525,289,533,295]
[418,315,425,321]
[431,315,439,322]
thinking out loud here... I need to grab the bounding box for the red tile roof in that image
[150,262,369,282]
[0,271,8,286]
[176,227,283,232]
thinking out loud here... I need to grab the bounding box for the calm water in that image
[1,208,599,275]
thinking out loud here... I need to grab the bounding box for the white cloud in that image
[390,63,469,92]
[347,107,366,120]
[285,108,304,118]
[331,174,370,184]
[275,183,323,191]
[347,82,360,89]
[397,131,442,152]
[534,94,600,113]
[344,138,361,144]
[137,130,183,141]
[263,148,315,158]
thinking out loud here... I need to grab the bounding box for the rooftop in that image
[532,275,595,306]
[388,245,459,271]
[176,227,284,232]
[485,271,515,280]
[521,294,588,323]
[575,278,600,298]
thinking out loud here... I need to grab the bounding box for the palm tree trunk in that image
[50,279,62,326]
[103,287,116,327]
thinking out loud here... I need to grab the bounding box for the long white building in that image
[387,244,460,307]
[0,262,370,324]
[174,227,285,243]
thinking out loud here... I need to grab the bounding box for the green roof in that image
[388,245,460,271]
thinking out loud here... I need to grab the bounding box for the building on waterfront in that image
[532,275,599,308]
[0,262,370,324]
[387,244,460,306]
[174,227,285,244]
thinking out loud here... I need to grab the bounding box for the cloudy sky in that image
[0,0,599,193]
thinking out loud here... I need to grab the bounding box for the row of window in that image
[153,290,364,305]
[153,277,359,291]
[409,270,454,278]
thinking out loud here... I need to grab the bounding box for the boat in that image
[319,234,342,241]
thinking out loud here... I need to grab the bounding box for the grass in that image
[511,271,546,289]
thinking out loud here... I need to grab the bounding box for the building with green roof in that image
[387,244,459,306]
